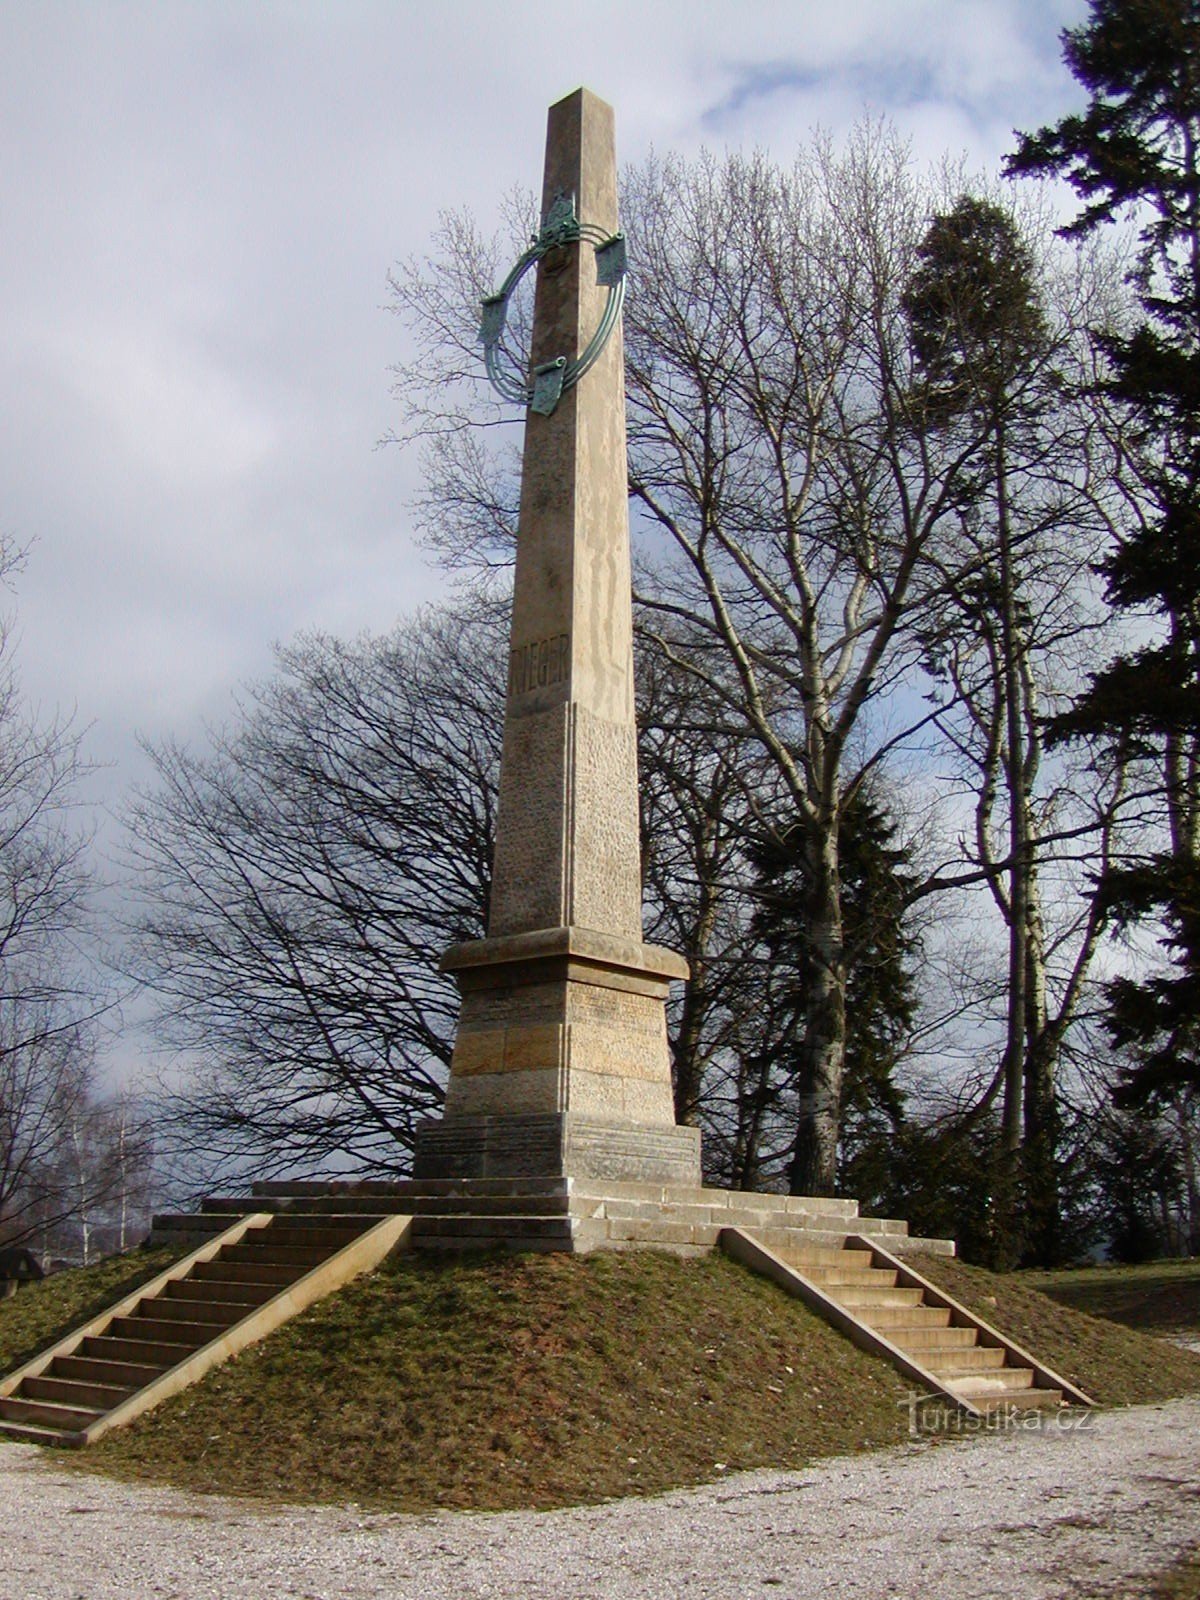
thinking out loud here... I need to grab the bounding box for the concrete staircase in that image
[0,1210,410,1447]
[722,1229,1094,1417]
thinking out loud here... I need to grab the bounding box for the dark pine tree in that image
[748,788,918,1192]
[1008,0,1200,1106]
[902,195,1080,1265]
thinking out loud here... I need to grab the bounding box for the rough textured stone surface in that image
[490,706,642,938]
[412,1115,702,1185]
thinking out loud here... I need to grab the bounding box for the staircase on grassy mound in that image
[0,1211,410,1448]
[142,1179,1087,1422]
[721,1229,1094,1417]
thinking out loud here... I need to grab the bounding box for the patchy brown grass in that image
[76,1249,915,1512]
[1021,1258,1200,1339]
[0,1246,182,1372]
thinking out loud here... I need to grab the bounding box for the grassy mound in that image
[75,1249,913,1511]
[2,1242,1197,1514]
[1021,1259,1200,1339]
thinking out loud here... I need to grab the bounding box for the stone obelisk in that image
[414,88,701,1185]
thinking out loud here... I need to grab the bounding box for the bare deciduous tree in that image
[126,602,506,1188]
[0,540,121,1250]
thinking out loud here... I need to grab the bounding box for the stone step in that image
[219,1242,335,1268]
[921,1346,1008,1375]
[409,1211,582,1253]
[747,1227,853,1256]
[0,1395,102,1432]
[244,1221,377,1248]
[386,1194,576,1219]
[828,1285,925,1308]
[190,1260,303,1288]
[418,1195,573,1218]
[588,1197,836,1229]
[800,1266,899,1288]
[80,1334,195,1367]
[849,1303,953,1330]
[888,1325,978,1351]
[591,1190,858,1217]
[251,1176,571,1200]
[413,1232,591,1255]
[410,1214,576,1242]
[151,1212,238,1238]
[0,1419,72,1445]
[205,1195,374,1215]
[128,1296,247,1326]
[107,1314,220,1346]
[203,1195,416,1221]
[893,1236,956,1258]
[151,1209,385,1242]
[22,1375,135,1411]
[575,1184,862,1217]
[974,1387,1064,1413]
[599,1217,720,1248]
[782,1246,873,1269]
[244,1192,584,1222]
[54,1355,167,1388]
[163,1278,280,1308]
[952,1367,1035,1396]
[578,1235,713,1258]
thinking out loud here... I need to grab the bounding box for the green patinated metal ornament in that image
[478,190,627,415]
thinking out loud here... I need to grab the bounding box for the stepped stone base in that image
[412,1111,702,1185]
[152,1174,955,1260]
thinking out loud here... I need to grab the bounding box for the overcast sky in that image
[0,0,1088,1082]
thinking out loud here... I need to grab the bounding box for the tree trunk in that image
[730,1052,773,1191]
[997,424,1026,1172]
[1022,864,1064,1264]
[787,823,846,1197]
[1176,1096,1200,1257]
[992,419,1034,1269]
[670,881,720,1125]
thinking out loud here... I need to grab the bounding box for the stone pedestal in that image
[415,929,700,1182]
[413,88,699,1187]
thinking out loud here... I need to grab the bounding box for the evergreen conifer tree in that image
[1008,0,1200,1103]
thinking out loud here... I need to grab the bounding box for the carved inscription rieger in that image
[509,632,569,697]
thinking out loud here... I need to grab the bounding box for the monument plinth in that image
[414,88,701,1184]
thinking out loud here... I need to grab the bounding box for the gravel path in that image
[3,1398,1199,1600]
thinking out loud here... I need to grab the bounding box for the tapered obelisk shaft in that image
[490,89,642,941]
[414,88,700,1185]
